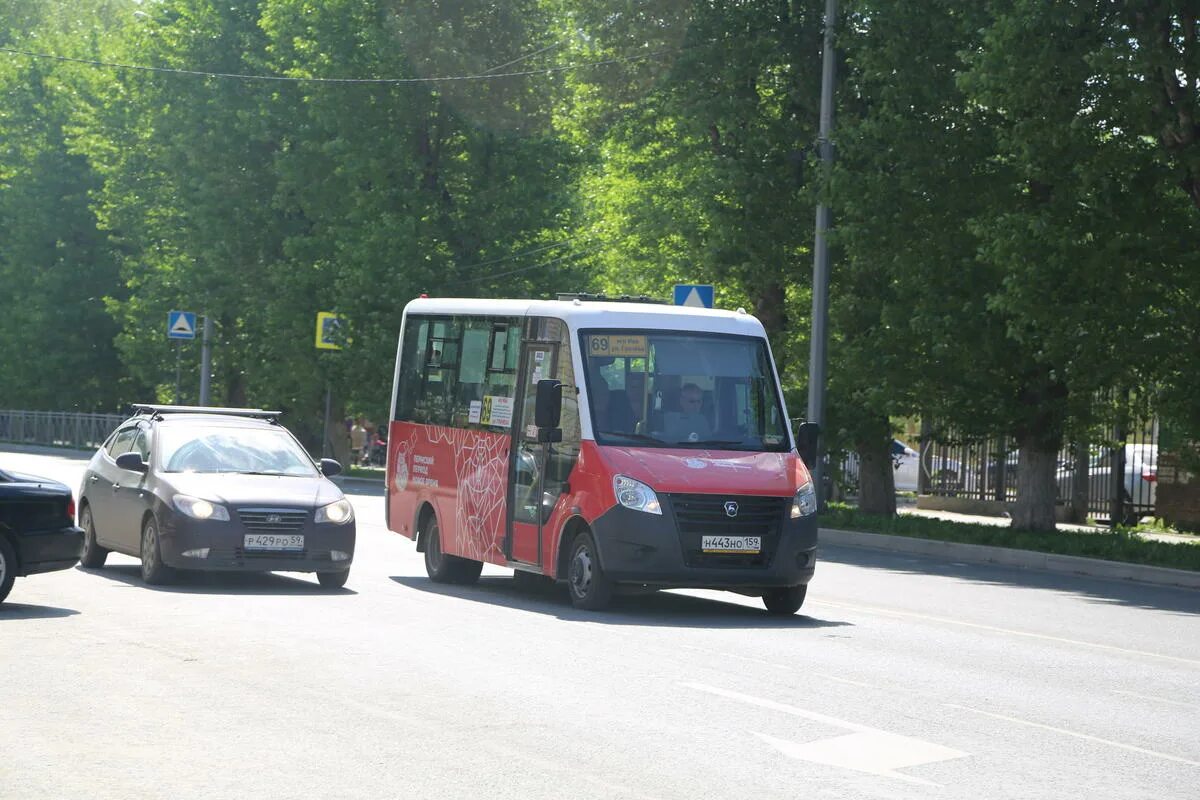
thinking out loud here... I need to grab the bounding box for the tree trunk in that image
[1010,436,1059,531]
[753,281,788,369]
[856,437,897,516]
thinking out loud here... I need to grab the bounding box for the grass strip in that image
[822,503,1200,573]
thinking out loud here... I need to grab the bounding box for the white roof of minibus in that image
[402,297,768,337]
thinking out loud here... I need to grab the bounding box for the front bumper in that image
[588,499,817,590]
[158,513,356,573]
[16,525,84,575]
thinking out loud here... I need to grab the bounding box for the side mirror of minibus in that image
[535,379,563,443]
[115,452,148,473]
[319,458,343,477]
[796,421,820,468]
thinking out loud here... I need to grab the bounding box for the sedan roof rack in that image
[130,404,282,421]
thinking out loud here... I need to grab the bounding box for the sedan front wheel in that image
[140,516,175,586]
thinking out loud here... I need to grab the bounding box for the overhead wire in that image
[436,243,605,293]
[0,45,676,85]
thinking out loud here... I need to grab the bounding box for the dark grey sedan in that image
[77,405,355,589]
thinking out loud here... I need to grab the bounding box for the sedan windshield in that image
[581,330,789,452]
[158,426,318,476]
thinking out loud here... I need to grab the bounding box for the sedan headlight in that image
[315,498,354,525]
[613,475,662,515]
[173,495,230,521]
[790,479,818,519]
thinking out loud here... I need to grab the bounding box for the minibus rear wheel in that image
[762,585,807,615]
[566,531,612,611]
[422,516,483,585]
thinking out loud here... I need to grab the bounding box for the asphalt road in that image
[2,447,1198,799]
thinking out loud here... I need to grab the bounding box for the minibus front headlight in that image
[613,475,662,515]
[790,480,818,519]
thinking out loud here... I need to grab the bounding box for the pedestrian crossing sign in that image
[316,312,345,350]
[673,284,714,308]
[167,310,196,340]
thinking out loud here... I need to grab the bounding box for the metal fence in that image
[0,410,124,450]
[921,422,1159,524]
[827,421,1159,524]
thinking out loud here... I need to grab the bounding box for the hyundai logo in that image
[724,501,739,518]
[266,514,282,524]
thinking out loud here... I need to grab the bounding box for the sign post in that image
[167,311,197,405]
[315,312,344,459]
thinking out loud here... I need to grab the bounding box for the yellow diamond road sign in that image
[315,312,344,350]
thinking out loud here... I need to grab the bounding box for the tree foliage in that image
[0,1,1197,531]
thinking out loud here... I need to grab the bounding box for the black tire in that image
[317,569,350,590]
[0,534,16,605]
[762,585,808,616]
[566,531,613,611]
[512,569,553,593]
[78,503,108,569]
[140,515,175,586]
[422,517,483,585]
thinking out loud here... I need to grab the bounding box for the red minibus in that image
[385,297,818,613]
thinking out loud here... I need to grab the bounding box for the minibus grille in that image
[666,494,787,568]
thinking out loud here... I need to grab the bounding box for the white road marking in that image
[755,731,962,787]
[684,683,968,784]
[1112,689,1199,709]
[944,704,1200,767]
[679,644,878,688]
[812,598,1200,667]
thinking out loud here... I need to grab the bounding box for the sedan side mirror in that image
[115,452,148,473]
[319,458,343,477]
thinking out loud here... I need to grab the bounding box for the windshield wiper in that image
[598,431,665,444]
[682,440,745,448]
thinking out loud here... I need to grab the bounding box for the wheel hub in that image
[570,549,593,596]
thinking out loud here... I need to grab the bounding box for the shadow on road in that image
[0,602,79,619]
[820,544,1200,616]
[77,564,357,596]
[390,575,852,629]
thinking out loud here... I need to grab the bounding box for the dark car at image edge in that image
[0,468,84,605]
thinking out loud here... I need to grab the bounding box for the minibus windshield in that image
[580,330,790,452]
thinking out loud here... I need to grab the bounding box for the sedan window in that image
[106,428,137,458]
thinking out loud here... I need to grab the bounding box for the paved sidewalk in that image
[896,504,1198,546]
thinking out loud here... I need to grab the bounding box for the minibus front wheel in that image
[762,585,807,616]
[566,531,613,611]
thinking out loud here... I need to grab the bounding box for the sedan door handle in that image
[112,483,121,491]
[89,475,99,483]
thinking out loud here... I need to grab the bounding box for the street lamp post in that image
[807,0,838,506]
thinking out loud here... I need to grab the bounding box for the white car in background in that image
[1055,444,1157,520]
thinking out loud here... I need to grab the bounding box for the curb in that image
[332,476,386,488]
[819,527,1200,590]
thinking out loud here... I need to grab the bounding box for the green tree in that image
[0,2,130,411]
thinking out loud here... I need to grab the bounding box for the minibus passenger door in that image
[507,343,559,566]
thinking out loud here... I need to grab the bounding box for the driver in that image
[662,382,712,443]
